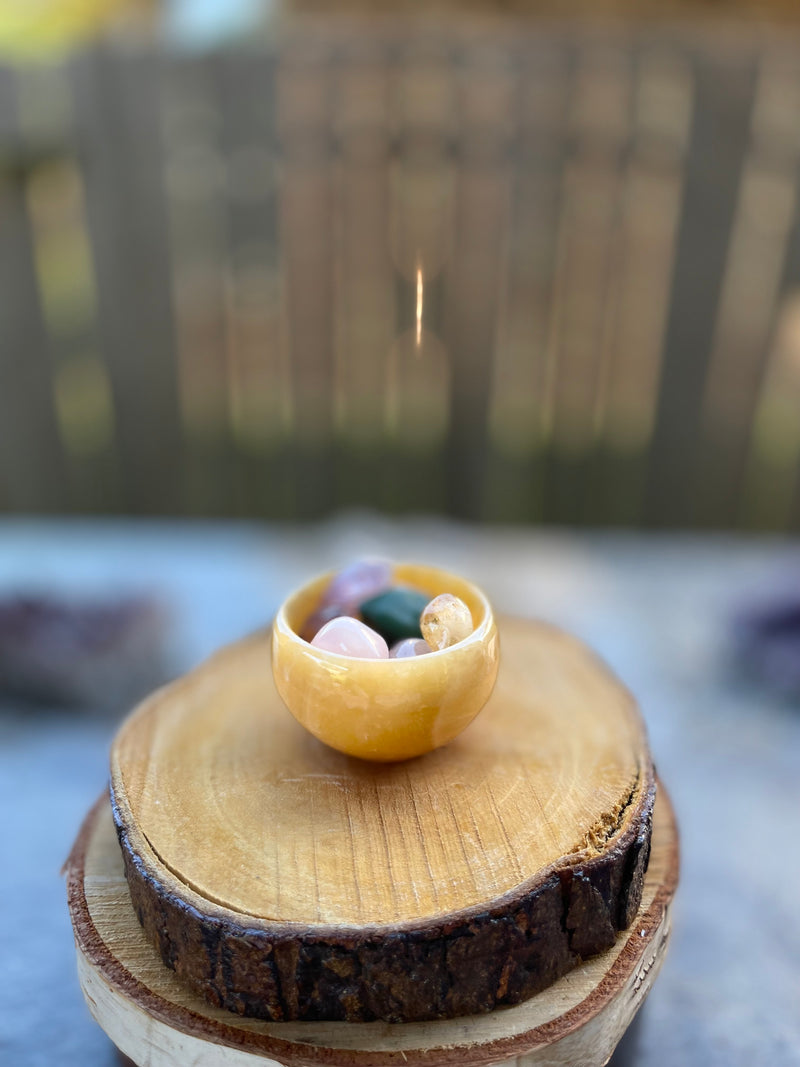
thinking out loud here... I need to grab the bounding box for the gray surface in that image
[1,516,799,1067]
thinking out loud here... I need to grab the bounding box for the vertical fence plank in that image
[779,174,800,533]
[543,40,634,525]
[694,48,800,529]
[591,42,693,526]
[330,40,395,510]
[737,107,800,535]
[18,63,121,513]
[484,37,571,523]
[213,46,290,517]
[444,38,514,519]
[737,292,800,531]
[645,39,758,528]
[71,47,183,514]
[383,34,453,513]
[0,66,68,512]
[160,54,235,516]
[278,36,337,518]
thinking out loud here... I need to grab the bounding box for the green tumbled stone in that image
[359,588,429,644]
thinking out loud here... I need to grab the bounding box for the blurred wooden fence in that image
[2,19,800,528]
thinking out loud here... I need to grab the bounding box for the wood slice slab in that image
[108,618,656,1023]
[65,787,677,1067]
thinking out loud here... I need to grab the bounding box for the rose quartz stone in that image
[322,559,392,612]
[300,602,353,643]
[390,638,432,659]
[311,616,389,659]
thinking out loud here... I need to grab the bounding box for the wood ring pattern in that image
[107,620,657,1023]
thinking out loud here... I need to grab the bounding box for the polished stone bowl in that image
[271,563,499,761]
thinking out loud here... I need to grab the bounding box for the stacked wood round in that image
[66,616,678,1066]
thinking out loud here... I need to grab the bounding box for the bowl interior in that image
[282,563,490,653]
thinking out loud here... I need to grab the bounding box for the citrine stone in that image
[420,594,474,651]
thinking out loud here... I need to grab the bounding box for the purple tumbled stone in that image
[390,638,432,659]
[322,559,392,613]
[311,616,389,659]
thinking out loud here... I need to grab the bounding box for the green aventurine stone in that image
[359,589,429,644]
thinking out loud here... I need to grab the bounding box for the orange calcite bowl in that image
[271,563,499,762]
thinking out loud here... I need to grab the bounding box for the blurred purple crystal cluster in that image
[731,590,800,699]
[0,595,171,709]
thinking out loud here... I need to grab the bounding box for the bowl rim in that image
[273,561,495,664]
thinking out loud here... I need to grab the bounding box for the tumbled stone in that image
[323,559,392,612]
[359,588,429,644]
[300,602,355,644]
[310,616,389,659]
[390,638,432,659]
[420,594,473,651]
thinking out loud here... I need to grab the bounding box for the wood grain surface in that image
[108,618,655,1022]
[67,786,677,1067]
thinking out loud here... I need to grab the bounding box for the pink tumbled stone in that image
[322,559,392,612]
[390,638,432,659]
[311,616,389,659]
[300,602,353,643]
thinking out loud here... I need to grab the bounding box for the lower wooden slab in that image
[66,785,678,1067]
